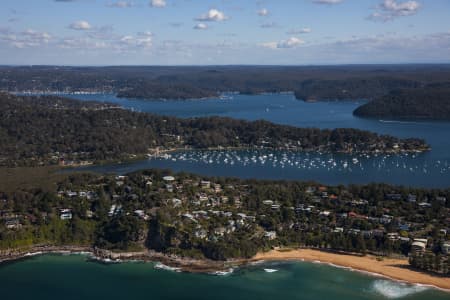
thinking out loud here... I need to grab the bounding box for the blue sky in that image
[0,0,449,65]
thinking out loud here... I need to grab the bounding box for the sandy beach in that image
[252,249,450,290]
[2,245,449,290]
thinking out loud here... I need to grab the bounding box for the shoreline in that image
[0,246,235,274]
[250,249,450,291]
[1,246,449,291]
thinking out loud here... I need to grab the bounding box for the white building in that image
[264,231,277,240]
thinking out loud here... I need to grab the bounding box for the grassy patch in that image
[0,166,67,192]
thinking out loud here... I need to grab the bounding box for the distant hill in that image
[117,82,217,100]
[293,77,419,101]
[353,84,450,120]
[2,65,450,101]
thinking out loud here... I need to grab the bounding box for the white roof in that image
[411,241,426,248]
[413,238,428,244]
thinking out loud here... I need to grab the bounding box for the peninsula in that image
[354,84,450,120]
[0,92,429,167]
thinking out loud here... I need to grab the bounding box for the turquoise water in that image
[0,255,447,300]
[63,93,450,187]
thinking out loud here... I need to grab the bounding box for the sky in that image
[0,0,449,65]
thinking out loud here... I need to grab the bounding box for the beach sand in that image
[252,249,450,290]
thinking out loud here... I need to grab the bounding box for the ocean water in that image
[63,93,450,188]
[0,255,447,300]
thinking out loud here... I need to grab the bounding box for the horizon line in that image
[1,63,450,68]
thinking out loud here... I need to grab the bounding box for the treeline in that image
[293,77,419,101]
[121,76,420,101]
[409,251,449,275]
[117,82,217,100]
[2,65,450,101]
[354,84,450,120]
[0,93,427,166]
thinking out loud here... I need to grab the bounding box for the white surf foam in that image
[379,120,420,125]
[154,262,181,272]
[24,251,43,257]
[372,280,428,299]
[263,268,278,273]
[210,268,234,276]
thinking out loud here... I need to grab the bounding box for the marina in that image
[58,93,450,188]
[74,149,450,187]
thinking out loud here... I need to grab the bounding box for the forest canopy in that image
[0,93,428,167]
[354,84,450,120]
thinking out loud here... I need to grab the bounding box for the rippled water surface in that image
[0,255,447,300]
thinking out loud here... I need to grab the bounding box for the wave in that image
[263,268,278,273]
[154,262,181,272]
[249,260,266,266]
[210,268,234,276]
[90,257,122,264]
[379,120,420,125]
[24,251,43,257]
[372,280,428,299]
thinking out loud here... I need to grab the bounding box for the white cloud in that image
[0,29,52,48]
[261,37,304,49]
[22,29,52,41]
[136,31,153,48]
[315,32,450,61]
[150,0,166,8]
[69,20,92,30]
[196,9,228,22]
[313,0,343,4]
[278,37,304,48]
[58,31,154,53]
[3,28,450,65]
[119,31,153,49]
[382,0,420,14]
[0,25,157,54]
[60,38,108,50]
[257,8,269,16]
[288,28,312,34]
[369,0,420,21]
[193,23,208,30]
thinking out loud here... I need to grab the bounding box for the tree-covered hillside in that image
[0,93,428,167]
[354,84,450,120]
